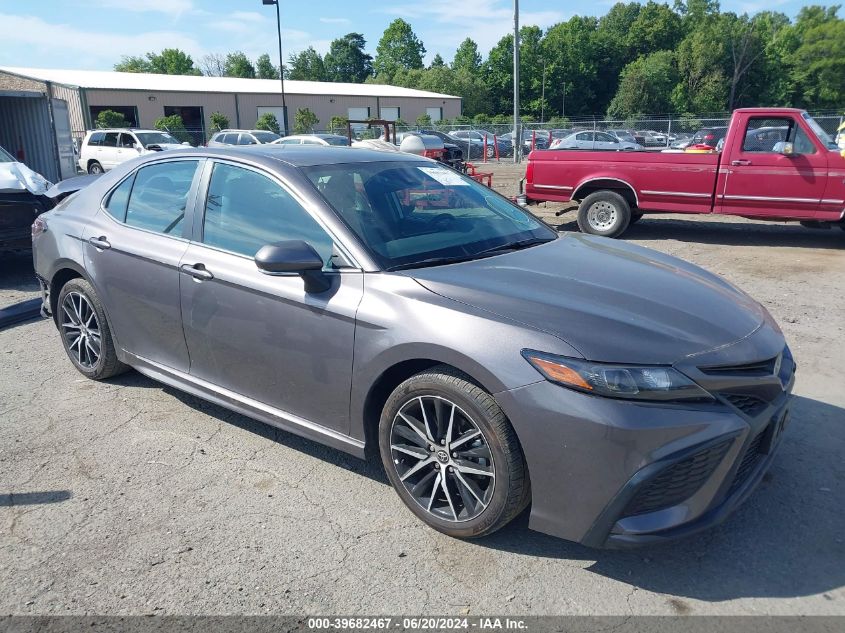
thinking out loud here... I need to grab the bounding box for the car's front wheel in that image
[56,278,127,380]
[379,366,529,538]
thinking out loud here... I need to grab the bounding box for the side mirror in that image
[254,240,331,293]
[773,141,794,156]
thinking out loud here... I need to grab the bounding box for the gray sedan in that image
[550,131,642,150]
[32,145,793,547]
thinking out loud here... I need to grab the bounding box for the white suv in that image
[207,129,281,146]
[78,129,187,174]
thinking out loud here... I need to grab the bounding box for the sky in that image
[0,0,826,72]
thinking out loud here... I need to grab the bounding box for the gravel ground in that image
[1,164,844,616]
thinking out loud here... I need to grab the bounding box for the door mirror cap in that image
[773,141,794,156]
[255,241,330,293]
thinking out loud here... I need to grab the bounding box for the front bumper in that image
[496,346,794,548]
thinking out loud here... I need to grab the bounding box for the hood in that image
[405,234,765,364]
[145,143,186,152]
[45,174,101,199]
[0,161,51,195]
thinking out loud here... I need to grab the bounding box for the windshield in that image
[0,145,14,162]
[302,161,556,270]
[802,113,838,149]
[325,136,350,146]
[253,131,281,143]
[135,132,180,146]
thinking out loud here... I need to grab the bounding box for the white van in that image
[77,129,187,174]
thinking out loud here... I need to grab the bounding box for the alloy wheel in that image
[587,201,618,231]
[60,291,101,369]
[389,395,495,522]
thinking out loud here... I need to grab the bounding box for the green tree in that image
[209,111,230,132]
[114,49,201,75]
[287,47,327,81]
[153,114,192,144]
[328,115,349,133]
[114,55,150,73]
[294,108,320,133]
[540,17,604,116]
[416,113,432,126]
[256,53,279,79]
[255,113,281,134]
[672,16,730,113]
[374,19,426,80]
[430,54,445,69]
[790,10,845,108]
[324,33,373,82]
[607,50,679,117]
[96,109,130,128]
[628,2,683,57]
[224,51,256,78]
[452,38,482,73]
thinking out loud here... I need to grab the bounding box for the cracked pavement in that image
[1,196,844,615]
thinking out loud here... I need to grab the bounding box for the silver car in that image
[32,146,793,547]
[550,131,641,151]
[208,129,281,147]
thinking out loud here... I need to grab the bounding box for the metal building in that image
[0,67,462,182]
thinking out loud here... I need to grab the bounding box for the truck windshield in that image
[802,113,838,150]
[0,146,14,162]
[303,160,557,270]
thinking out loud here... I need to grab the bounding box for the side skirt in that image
[123,351,366,459]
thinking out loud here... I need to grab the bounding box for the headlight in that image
[522,350,713,402]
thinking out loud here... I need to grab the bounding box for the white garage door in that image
[426,107,443,122]
[380,107,400,121]
[347,107,370,130]
[256,106,287,134]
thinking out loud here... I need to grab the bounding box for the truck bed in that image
[526,149,722,214]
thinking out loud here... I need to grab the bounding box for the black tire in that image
[629,212,644,225]
[88,161,104,175]
[56,278,128,380]
[379,365,529,538]
[576,190,631,237]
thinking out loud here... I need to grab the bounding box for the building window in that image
[89,105,138,127]
[380,107,400,122]
[426,107,442,122]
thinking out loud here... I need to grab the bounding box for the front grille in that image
[622,439,733,517]
[700,356,779,376]
[728,430,766,495]
[723,394,769,417]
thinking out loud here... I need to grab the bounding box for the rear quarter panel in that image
[527,150,720,214]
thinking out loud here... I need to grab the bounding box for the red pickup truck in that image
[525,108,845,237]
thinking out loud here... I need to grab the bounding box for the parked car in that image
[33,144,794,547]
[397,132,464,170]
[272,133,350,146]
[449,130,513,158]
[78,129,187,174]
[526,107,845,237]
[606,129,639,144]
[500,130,549,153]
[691,126,729,149]
[0,144,52,252]
[549,131,641,151]
[670,133,694,149]
[550,128,574,139]
[207,129,281,147]
[634,130,667,146]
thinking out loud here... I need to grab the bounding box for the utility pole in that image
[262,0,288,135]
[540,60,546,123]
[513,0,520,164]
[562,81,566,119]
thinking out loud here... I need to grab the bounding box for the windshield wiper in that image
[385,237,554,272]
[474,237,554,257]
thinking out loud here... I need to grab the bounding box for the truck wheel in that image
[577,191,631,237]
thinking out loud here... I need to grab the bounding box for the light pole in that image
[540,59,546,123]
[513,0,520,164]
[262,0,288,135]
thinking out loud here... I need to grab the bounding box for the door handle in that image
[180,263,214,281]
[731,159,751,166]
[88,236,111,250]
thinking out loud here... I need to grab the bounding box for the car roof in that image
[130,145,428,168]
[87,128,159,133]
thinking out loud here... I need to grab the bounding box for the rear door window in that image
[124,160,199,235]
[102,132,118,148]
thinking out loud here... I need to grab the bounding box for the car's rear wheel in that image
[379,366,529,538]
[577,190,631,238]
[88,161,103,175]
[57,278,127,380]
